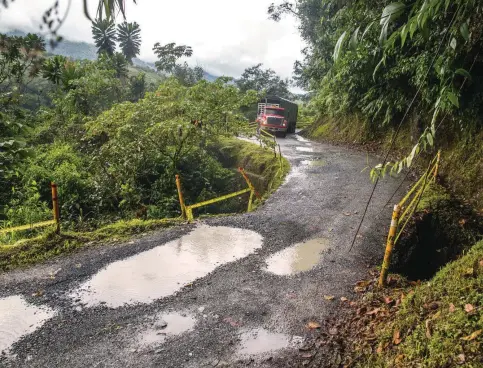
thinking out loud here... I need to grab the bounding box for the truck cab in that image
[255,96,298,138]
[256,105,288,137]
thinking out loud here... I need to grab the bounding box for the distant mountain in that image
[6,30,219,82]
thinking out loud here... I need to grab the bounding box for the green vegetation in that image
[270,0,482,202]
[362,240,483,367]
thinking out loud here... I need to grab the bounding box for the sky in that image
[0,0,305,83]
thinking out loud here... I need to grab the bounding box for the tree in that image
[0,33,46,184]
[235,64,292,99]
[0,33,46,91]
[117,21,142,63]
[153,42,193,73]
[173,63,204,87]
[106,53,129,79]
[91,18,117,56]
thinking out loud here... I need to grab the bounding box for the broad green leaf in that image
[349,27,360,50]
[373,56,386,81]
[333,31,347,62]
[460,22,469,41]
[455,68,471,80]
[380,3,405,44]
[362,21,375,39]
[447,91,459,108]
[410,19,418,39]
[400,24,409,47]
[450,37,457,50]
[380,2,405,26]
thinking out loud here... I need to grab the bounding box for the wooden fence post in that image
[378,204,401,287]
[175,175,187,220]
[50,182,60,234]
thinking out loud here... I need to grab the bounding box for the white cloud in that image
[0,0,305,80]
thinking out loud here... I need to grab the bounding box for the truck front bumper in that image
[261,126,287,133]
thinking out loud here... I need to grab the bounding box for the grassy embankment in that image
[303,116,482,367]
[303,115,482,209]
[0,137,289,271]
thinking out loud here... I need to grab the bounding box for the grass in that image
[208,136,290,202]
[361,240,483,367]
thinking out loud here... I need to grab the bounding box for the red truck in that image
[256,96,298,138]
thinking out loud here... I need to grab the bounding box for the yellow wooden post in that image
[378,204,401,288]
[433,150,441,180]
[175,175,187,220]
[186,207,194,222]
[238,168,262,200]
[247,190,254,212]
[50,182,60,234]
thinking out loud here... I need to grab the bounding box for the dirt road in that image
[0,134,405,367]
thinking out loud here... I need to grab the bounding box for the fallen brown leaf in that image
[306,321,321,330]
[425,320,432,339]
[393,330,402,345]
[464,304,475,313]
[323,295,335,300]
[384,297,394,305]
[301,353,313,359]
[395,354,405,363]
[449,303,456,313]
[343,212,351,216]
[479,259,483,268]
[366,308,381,316]
[457,353,465,364]
[340,297,348,302]
[461,329,482,341]
[356,280,371,287]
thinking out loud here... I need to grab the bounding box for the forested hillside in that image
[0,24,288,244]
[271,0,482,207]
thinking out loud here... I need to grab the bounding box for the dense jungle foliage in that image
[0,30,271,239]
[271,0,482,180]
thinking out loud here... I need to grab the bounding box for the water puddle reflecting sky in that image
[264,238,329,276]
[295,146,314,153]
[0,295,55,353]
[237,328,301,356]
[137,311,196,347]
[70,225,263,308]
[301,160,326,167]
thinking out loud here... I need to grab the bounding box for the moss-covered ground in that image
[339,240,483,368]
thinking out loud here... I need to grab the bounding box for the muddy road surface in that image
[0,134,405,367]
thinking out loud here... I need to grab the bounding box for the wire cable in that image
[348,8,460,252]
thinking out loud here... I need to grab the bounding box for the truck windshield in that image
[265,108,284,116]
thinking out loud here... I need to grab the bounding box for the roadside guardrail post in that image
[50,182,60,234]
[433,150,441,180]
[378,204,401,288]
[175,175,187,220]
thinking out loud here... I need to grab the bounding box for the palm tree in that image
[117,22,142,63]
[91,18,117,56]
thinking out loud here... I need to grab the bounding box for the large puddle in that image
[263,238,329,276]
[237,328,301,356]
[0,295,55,353]
[137,311,196,347]
[70,225,263,307]
[295,146,314,153]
